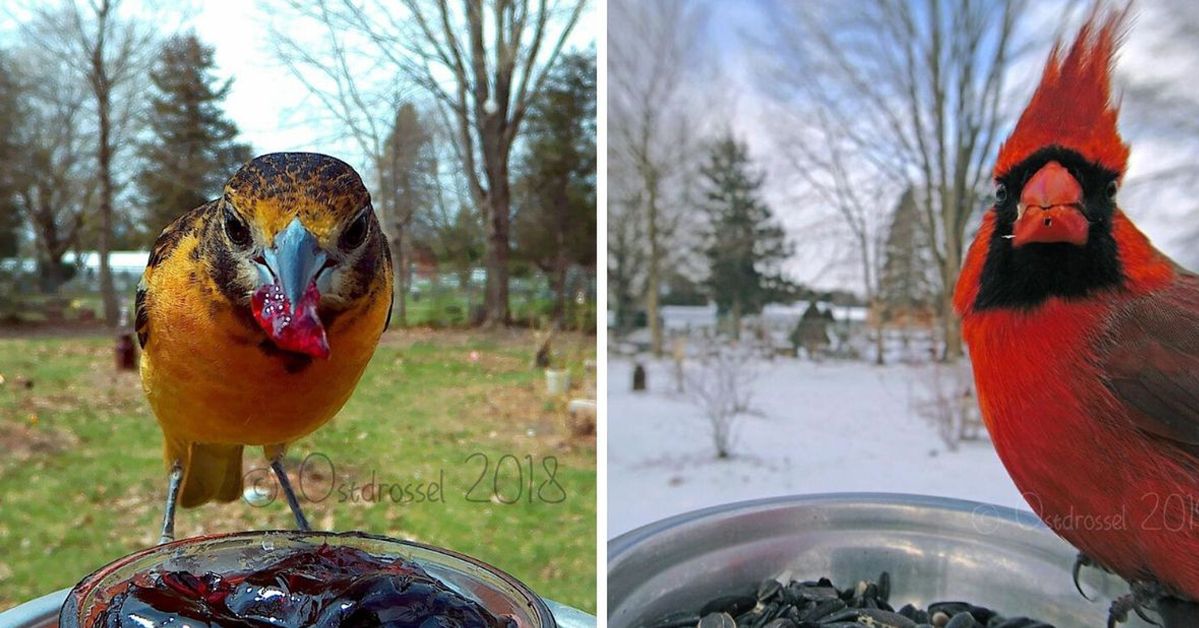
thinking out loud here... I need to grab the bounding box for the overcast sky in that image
[684,0,1199,292]
[185,1,599,175]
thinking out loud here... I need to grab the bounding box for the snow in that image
[607,355,1028,538]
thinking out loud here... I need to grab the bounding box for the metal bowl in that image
[608,493,1152,628]
[57,530,556,628]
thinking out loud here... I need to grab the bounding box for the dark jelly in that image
[91,544,517,628]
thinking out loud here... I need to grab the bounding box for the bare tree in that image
[911,359,982,451]
[274,0,587,327]
[17,0,160,325]
[270,8,437,327]
[1116,0,1199,262]
[684,341,757,459]
[759,0,1028,360]
[609,0,706,356]
[6,53,96,292]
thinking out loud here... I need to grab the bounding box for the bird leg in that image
[270,458,310,531]
[157,462,184,545]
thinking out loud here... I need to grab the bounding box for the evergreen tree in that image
[377,102,436,327]
[513,49,597,323]
[0,51,24,258]
[137,33,252,238]
[878,187,936,321]
[699,134,794,336]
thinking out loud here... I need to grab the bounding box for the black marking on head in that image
[135,287,149,348]
[346,215,387,303]
[147,203,206,270]
[225,153,370,219]
[974,146,1124,311]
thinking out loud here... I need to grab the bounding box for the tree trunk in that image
[552,181,569,325]
[646,182,663,356]
[552,256,567,325]
[874,313,886,366]
[940,231,964,361]
[37,254,64,293]
[391,229,407,328]
[483,185,510,327]
[94,54,118,327]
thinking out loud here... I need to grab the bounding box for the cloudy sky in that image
[681,0,1199,291]
[186,1,599,174]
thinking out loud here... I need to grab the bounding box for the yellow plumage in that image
[136,153,392,528]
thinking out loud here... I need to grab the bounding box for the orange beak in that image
[1012,161,1090,248]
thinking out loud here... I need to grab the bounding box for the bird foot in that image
[1107,590,1158,628]
[1104,580,1199,628]
[1074,552,1100,600]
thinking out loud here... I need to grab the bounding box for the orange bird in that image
[955,8,1199,626]
[137,153,392,543]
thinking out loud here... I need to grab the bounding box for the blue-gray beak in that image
[257,217,328,308]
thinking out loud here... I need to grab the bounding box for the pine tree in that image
[699,135,794,337]
[377,102,436,327]
[878,187,936,322]
[513,50,597,324]
[137,33,252,238]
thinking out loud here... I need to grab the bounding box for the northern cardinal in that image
[954,9,1199,626]
[138,153,392,543]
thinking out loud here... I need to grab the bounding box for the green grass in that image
[0,329,596,613]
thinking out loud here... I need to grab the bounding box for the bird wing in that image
[136,202,213,349]
[1102,270,1199,445]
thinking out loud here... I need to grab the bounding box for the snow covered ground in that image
[608,356,1028,538]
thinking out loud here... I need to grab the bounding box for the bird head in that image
[215,152,388,359]
[959,7,1137,312]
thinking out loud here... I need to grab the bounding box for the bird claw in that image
[1074,552,1096,601]
[1107,581,1184,627]
[1107,593,1156,628]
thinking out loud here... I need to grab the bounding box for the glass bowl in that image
[59,530,556,628]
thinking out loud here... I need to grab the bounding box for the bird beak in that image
[1012,161,1090,248]
[251,217,331,359]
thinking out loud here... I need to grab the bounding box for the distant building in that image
[66,251,150,293]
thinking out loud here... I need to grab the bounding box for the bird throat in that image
[251,282,331,359]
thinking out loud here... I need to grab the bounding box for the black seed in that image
[991,619,1053,628]
[648,574,1055,628]
[698,612,736,628]
[855,609,918,628]
[800,599,847,621]
[649,612,700,628]
[701,596,757,618]
[945,612,981,628]
[757,579,782,602]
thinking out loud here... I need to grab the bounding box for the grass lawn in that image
[0,328,596,613]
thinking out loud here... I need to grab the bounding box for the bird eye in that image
[340,209,370,250]
[1106,180,1118,199]
[994,183,1007,204]
[223,204,252,247]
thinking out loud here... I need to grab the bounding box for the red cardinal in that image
[955,8,1199,626]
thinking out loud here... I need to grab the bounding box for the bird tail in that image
[179,443,244,508]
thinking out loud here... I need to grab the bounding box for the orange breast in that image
[140,235,389,447]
